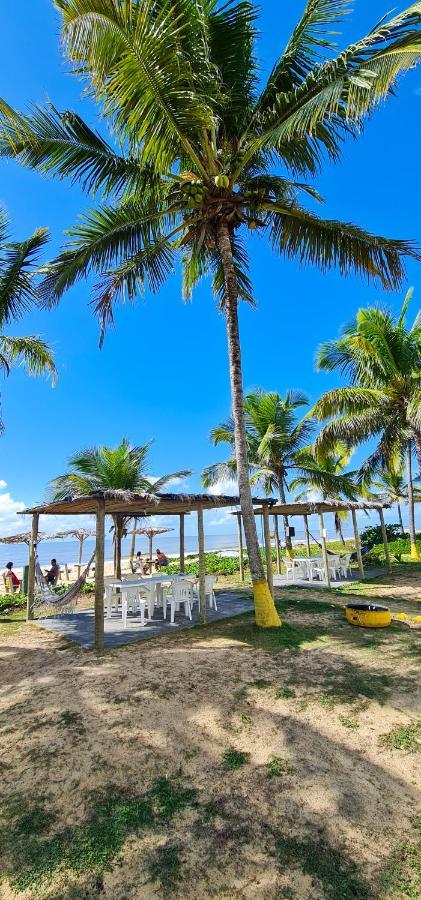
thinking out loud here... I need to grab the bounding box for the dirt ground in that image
[0,572,420,899]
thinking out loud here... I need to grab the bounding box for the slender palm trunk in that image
[130,518,137,559]
[112,514,123,578]
[407,438,420,559]
[335,512,346,545]
[397,502,404,535]
[277,476,293,557]
[217,220,280,627]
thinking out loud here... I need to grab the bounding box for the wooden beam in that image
[197,508,206,624]
[236,512,244,582]
[27,513,39,621]
[351,508,364,580]
[94,498,105,654]
[263,505,274,598]
[179,513,185,572]
[318,513,331,589]
[379,507,392,574]
[303,514,311,558]
[274,514,281,574]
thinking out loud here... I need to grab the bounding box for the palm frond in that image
[268,204,419,290]
[0,228,49,325]
[0,335,56,382]
[0,101,157,198]
[201,458,237,488]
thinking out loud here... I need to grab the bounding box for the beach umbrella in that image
[127,526,174,564]
[0,531,50,546]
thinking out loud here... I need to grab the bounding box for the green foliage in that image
[379,826,421,899]
[2,777,197,893]
[379,721,421,752]
[366,535,421,564]
[266,756,294,778]
[167,551,243,577]
[275,834,371,900]
[360,524,402,545]
[222,748,250,771]
[0,592,26,613]
[275,687,296,699]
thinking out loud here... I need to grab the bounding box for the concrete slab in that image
[273,568,385,590]
[34,592,254,649]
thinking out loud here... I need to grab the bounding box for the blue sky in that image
[0,0,420,539]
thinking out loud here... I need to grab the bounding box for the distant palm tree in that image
[202,389,355,553]
[366,459,421,535]
[0,209,56,430]
[290,443,357,544]
[2,2,421,623]
[312,291,421,558]
[51,438,191,576]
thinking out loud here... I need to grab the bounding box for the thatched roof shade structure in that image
[20,491,273,651]
[0,531,49,545]
[233,498,392,595]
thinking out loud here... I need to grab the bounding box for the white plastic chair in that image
[193,575,217,610]
[339,553,352,578]
[121,585,149,628]
[167,581,193,624]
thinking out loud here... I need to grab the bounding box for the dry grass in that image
[0,572,420,899]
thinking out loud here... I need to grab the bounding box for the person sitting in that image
[155,549,169,571]
[45,558,60,585]
[3,562,21,593]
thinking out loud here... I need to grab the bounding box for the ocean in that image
[3,506,417,570]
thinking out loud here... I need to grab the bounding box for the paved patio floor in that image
[34,592,254,649]
[273,568,385,589]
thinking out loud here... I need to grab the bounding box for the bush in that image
[167,551,244,577]
[0,593,27,614]
[366,536,421,563]
[359,523,402,546]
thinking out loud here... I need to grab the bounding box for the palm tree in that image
[2,2,421,624]
[0,209,56,430]
[366,459,421,535]
[312,291,421,559]
[50,438,191,576]
[202,388,356,554]
[290,443,357,544]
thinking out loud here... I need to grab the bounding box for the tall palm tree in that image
[0,209,56,430]
[366,458,421,534]
[2,2,421,623]
[202,388,356,553]
[50,438,191,576]
[290,442,357,544]
[312,291,421,558]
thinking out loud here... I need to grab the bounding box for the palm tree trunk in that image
[130,518,137,559]
[277,476,293,557]
[335,512,346,545]
[397,502,404,535]
[407,438,420,560]
[217,220,280,627]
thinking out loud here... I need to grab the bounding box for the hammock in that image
[34,551,95,616]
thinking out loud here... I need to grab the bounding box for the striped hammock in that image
[34,551,95,615]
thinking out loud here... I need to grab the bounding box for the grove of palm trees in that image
[0,3,420,899]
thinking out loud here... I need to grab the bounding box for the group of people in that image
[2,559,60,592]
[130,548,169,575]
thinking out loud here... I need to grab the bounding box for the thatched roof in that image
[20,491,274,517]
[251,500,391,517]
[127,527,174,538]
[51,529,96,540]
[0,531,50,545]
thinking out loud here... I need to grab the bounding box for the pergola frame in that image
[20,491,273,652]
[235,499,391,590]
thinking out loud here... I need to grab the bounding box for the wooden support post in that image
[149,533,153,574]
[236,512,244,581]
[64,563,69,582]
[27,513,39,621]
[318,512,331,589]
[263,506,274,598]
[94,498,105,654]
[197,507,206,624]
[179,513,185,572]
[274,515,281,574]
[379,507,392,574]
[304,514,311,558]
[351,508,364,580]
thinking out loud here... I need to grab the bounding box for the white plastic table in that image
[105,574,196,627]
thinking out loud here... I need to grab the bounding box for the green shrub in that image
[167,551,244,577]
[360,524,402,546]
[0,593,26,614]
[366,536,421,564]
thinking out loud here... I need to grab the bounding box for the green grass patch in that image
[1,777,197,894]
[275,687,297,699]
[379,721,421,752]
[57,710,84,732]
[379,826,421,899]
[338,714,360,730]
[275,834,372,900]
[222,748,249,770]
[146,843,182,893]
[266,756,294,779]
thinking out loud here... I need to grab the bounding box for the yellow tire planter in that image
[345,603,392,628]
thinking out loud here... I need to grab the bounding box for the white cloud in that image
[207,478,239,496]
[0,480,7,489]
[207,513,233,527]
[0,490,26,537]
